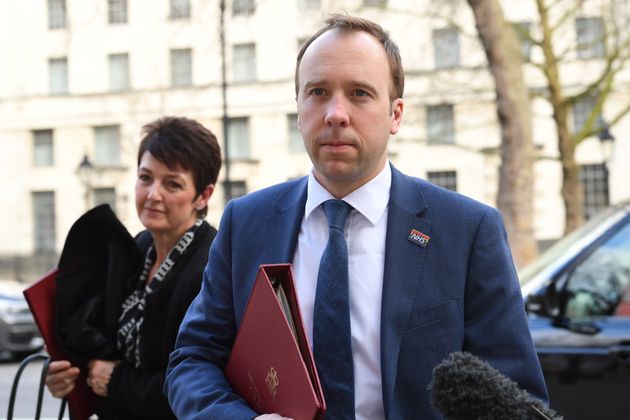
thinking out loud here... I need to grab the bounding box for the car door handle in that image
[608,345,630,364]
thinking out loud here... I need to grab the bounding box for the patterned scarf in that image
[116,219,202,368]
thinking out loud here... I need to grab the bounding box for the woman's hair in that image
[138,116,222,218]
[295,13,404,102]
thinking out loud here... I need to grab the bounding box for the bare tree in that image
[531,0,630,233]
[466,0,539,267]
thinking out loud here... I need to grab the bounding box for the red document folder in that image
[23,268,101,420]
[225,264,326,419]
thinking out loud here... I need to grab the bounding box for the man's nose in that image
[324,95,350,127]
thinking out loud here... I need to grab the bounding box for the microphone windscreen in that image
[428,352,561,420]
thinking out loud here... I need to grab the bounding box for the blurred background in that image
[1,0,628,283]
[0,1,629,418]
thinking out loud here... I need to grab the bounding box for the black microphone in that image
[428,351,561,420]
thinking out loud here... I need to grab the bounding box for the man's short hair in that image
[295,14,404,102]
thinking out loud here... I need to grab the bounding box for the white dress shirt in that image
[292,164,391,420]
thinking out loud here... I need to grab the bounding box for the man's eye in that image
[311,88,325,96]
[354,89,369,97]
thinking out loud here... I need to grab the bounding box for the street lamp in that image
[598,124,615,166]
[77,154,95,211]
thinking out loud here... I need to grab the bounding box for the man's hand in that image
[87,359,119,397]
[45,360,80,398]
[255,415,294,419]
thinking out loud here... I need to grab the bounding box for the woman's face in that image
[135,151,204,237]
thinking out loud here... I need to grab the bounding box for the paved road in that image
[0,357,70,419]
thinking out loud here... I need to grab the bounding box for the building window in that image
[363,0,387,6]
[513,21,532,60]
[287,114,302,154]
[93,187,117,211]
[580,163,609,220]
[233,43,256,83]
[572,92,601,134]
[170,0,191,19]
[94,125,121,165]
[170,48,193,87]
[227,117,250,160]
[32,191,56,253]
[233,0,255,15]
[108,53,130,91]
[427,170,457,192]
[108,0,128,24]
[426,104,455,144]
[33,130,54,167]
[298,0,321,9]
[48,0,66,29]
[223,180,247,201]
[576,17,605,59]
[49,57,68,95]
[433,27,460,69]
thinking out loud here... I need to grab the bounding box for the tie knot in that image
[322,199,353,231]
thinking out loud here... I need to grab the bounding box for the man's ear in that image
[390,98,404,135]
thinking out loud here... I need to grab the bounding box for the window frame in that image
[48,0,66,29]
[33,129,54,167]
[32,191,56,254]
[170,48,193,87]
[576,16,606,59]
[48,57,69,95]
[580,163,609,221]
[93,125,122,166]
[227,117,251,160]
[287,114,303,154]
[232,0,255,16]
[232,43,257,83]
[169,0,191,20]
[108,53,130,92]
[426,103,455,145]
[432,27,460,69]
[427,170,458,192]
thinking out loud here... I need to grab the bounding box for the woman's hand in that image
[255,415,294,420]
[45,360,80,398]
[87,359,119,397]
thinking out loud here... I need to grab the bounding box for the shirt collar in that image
[305,163,391,225]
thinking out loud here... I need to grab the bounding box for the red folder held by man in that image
[225,264,326,419]
[23,269,100,420]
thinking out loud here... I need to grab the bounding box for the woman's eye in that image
[138,174,150,182]
[167,181,183,190]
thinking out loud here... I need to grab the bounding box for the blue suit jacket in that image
[165,165,548,419]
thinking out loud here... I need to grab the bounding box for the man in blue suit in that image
[165,14,548,419]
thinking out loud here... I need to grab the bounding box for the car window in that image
[565,220,630,317]
[519,206,624,288]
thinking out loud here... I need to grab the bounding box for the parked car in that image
[0,280,43,359]
[520,200,630,420]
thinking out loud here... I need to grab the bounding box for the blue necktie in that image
[313,199,355,419]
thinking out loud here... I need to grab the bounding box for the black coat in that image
[56,205,216,419]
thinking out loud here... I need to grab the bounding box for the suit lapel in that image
[258,178,308,264]
[380,166,430,412]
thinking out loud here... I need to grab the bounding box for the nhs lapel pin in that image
[408,229,430,248]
